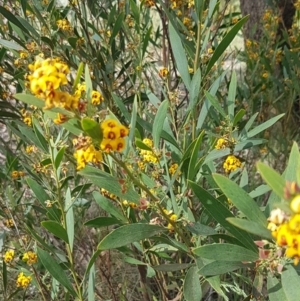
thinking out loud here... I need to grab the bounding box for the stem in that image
[51,149,83,300]
[193,20,202,72]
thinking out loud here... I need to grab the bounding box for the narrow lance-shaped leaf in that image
[152,99,169,149]
[37,247,77,297]
[189,181,256,251]
[199,261,250,276]
[257,162,285,199]
[227,71,237,119]
[169,22,191,90]
[41,221,69,243]
[193,244,258,262]
[81,118,102,141]
[183,266,202,301]
[213,173,267,226]
[97,224,165,250]
[281,265,300,301]
[205,16,249,76]
[226,218,272,240]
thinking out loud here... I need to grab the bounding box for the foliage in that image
[0,1,299,301]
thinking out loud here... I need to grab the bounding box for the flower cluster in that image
[138,138,159,164]
[269,182,300,264]
[223,155,242,173]
[169,163,181,176]
[27,58,77,110]
[22,251,38,265]
[26,145,37,154]
[100,119,129,152]
[20,109,32,126]
[159,67,168,78]
[215,138,228,150]
[91,90,104,105]
[11,170,25,179]
[57,19,72,31]
[73,136,103,170]
[5,219,14,228]
[3,249,14,263]
[16,272,32,289]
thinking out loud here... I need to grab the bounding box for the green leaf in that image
[109,12,124,44]
[0,38,24,50]
[54,147,65,169]
[257,162,285,199]
[205,16,249,76]
[84,216,122,228]
[125,96,137,156]
[284,142,299,182]
[189,181,256,251]
[206,276,228,301]
[37,247,77,297]
[233,109,246,126]
[14,93,44,108]
[199,261,249,276]
[188,130,205,181]
[227,71,237,119]
[65,188,74,252]
[135,139,152,151]
[226,218,273,240]
[153,263,191,272]
[152,99,169,149]
[169,22,191,90]
[32,117,48,152]
[0,6,29,34]
[81,118,102,141]
[213,174,267,226]
[183,266,202,301]
[97,224,164,250]
[187,69,201,112]
[88,264,95,301]
[246,114,284,138]
[61,118,82,136]
[93,192,127,222]
[123,257,147,266]
[205,90,226,117]
[268,274,286,301]
[79,166,140,203]
[16,16,40,39]
[193,244,258,262]
[72,62,84,92]
[85,64,93,114]
[41,221,69,243]
[186,222,217,236]
[281,265,300,301]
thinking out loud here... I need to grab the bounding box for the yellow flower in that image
[142,138,153,148]
[16,272,32,289]
[99,119,128,152]
[53,113,68,125]
[215,138,228,150]
[223,155,242,173]
[11,170,20,179]
[4,250,14,263]
[91,90,104,105]
[159,67,168,78]
[22,251,38,265]
[5,219,14,228]
[169,163,181,176]
[291,195,300,213]
[74,144,102,170]
[26,145,35,154]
